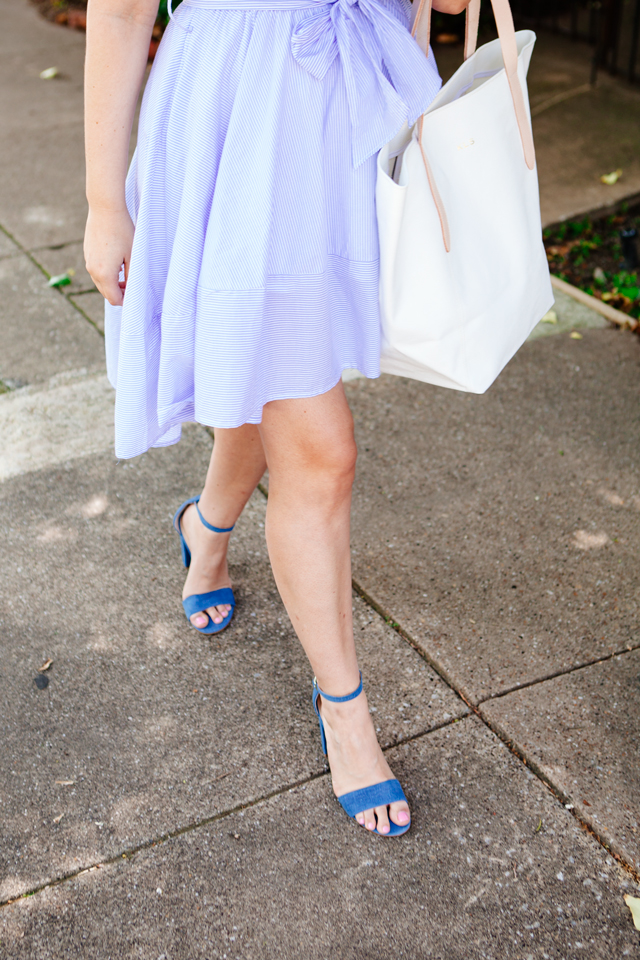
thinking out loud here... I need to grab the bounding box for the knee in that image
[296,429,357,497]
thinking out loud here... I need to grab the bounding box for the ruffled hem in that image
[106,0,441,458]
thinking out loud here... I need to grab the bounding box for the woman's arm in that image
[84,0,158,305]
[432,0,472,14]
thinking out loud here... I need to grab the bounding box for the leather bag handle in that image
[411,0,535,171]
[464,0,481,59]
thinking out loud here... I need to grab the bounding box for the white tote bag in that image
[376,0,553,392]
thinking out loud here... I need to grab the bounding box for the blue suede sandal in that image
[313,673,411,836]
[173,496,236,635]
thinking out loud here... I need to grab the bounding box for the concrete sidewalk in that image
[1,1,640,957]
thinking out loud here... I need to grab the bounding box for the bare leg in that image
[259,381,410,834]
[180,423,266,628]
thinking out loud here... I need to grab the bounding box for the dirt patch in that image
[544,199,640,323]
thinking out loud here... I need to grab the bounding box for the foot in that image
[317,688,410,835]
[179,503,233,629]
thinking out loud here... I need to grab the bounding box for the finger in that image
[93,276,124,306]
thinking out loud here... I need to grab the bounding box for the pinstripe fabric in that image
[104,0,441,459]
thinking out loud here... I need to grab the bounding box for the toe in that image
[389,800,411,828]
[363,808,377,832]
[190,612,210,629]
[375,805,390,835]
[206,604,230,625]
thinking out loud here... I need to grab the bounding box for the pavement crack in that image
[0,221,104,338]
[348,580,640,885]
[0,714,471,911]
[350,578,476,710]
[222,462,640,885]
[0,768,330,910]
[476,642,640,704]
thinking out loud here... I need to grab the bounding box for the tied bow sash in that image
[290,0,441,166]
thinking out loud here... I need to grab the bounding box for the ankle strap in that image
[195,499,235,534]
[313,671,362,702]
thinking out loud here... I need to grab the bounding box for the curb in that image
[551,275,639,331]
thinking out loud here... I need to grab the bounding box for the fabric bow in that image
[290,0,441,166]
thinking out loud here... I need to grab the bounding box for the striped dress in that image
[105,0,441,459]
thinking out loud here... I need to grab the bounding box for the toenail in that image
[397,811,409,823]
[380,824,389,833]
[367,822,375,830]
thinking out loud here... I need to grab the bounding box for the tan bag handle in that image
[411,0,535,171]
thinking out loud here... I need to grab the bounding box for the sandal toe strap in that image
[337,779,406,817]
[183,588,235,619]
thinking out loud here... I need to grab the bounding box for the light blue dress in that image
[105,0,441,459]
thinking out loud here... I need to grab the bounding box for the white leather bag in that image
[376,0,553,392]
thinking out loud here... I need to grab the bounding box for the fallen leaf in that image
[570,331,583,339]
[55,780,75,786]
[541,309,558,324]
[53,813,65,824]
[40,67,58,80]
[38,658,53,673]
[600,169,622,185]
[48,273,72,288]
[624,894,640,931]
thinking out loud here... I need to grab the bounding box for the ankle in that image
[319,690,369,728]
[197,493,239,531]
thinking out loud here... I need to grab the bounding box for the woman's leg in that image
[180,423,267,628]
[259,381,410,834]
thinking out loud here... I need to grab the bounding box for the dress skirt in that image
[105,0,441,459]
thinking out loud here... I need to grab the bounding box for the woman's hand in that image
[84,207,135,307]
[432,0,473,14]
[84,0,157,306]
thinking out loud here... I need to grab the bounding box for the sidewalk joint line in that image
[0,221,104,338]
[0,770,328,910]
[350,578,476,710]
[66,294,105,337]
[477,641,640,704]
[530,82,593,117]
[0,715,463,910]
[0,222,50,279]
[224,461,640,884]
[28,239,85,251]
[348,580,640,884]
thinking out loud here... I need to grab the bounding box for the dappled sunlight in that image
[36,524,77,543]
[597,488,625,507]
[146,620,182,651]
[572,529,611,550]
